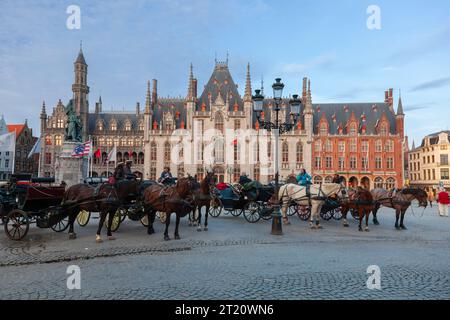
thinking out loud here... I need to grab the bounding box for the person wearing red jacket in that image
[437,189,449,217]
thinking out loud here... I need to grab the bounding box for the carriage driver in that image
[159,166,173,184]
[239,172,252,185]
[123,160,135,179]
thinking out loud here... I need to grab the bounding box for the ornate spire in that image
[261,75,264,96]
[41,101,46,114]
[397,90,404,116]
[244,63,252,102]
[75,40,86,65]
[145,80,151,113]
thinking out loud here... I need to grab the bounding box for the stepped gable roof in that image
[197,62,243,112]
[312,102,397,135]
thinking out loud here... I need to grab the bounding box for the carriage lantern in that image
[252,78,302,236]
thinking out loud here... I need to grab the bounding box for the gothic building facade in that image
[39,47,405,188]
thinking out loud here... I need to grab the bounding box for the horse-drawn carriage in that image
[1,175,69,240]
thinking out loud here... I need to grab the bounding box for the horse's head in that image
[176,176,198,198]
[402,188,428,208]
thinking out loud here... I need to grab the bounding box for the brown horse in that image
[143,176,197,240]
[64,182,120,242]
[341,187,374,232]
[371,188,428,230]
[189,172,216,231]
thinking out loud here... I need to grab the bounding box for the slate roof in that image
[75,49,87,65]
[88,112,144,133]
[197,63,244,112]
[311,103,398,135]
[152,99,187,128]
[420,131,450,147]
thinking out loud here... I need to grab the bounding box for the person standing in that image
[437,189,449,217]
[427,189,435,208]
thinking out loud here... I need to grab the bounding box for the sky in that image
[1,0,450,146]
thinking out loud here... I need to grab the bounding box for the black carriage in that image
[2,177,68,240]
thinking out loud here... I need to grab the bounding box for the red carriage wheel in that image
[4,210,29,241]
[297,205,311,221]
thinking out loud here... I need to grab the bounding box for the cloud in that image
[404,102,436,112]
[281,54,335,74]
[381,66,396,72]
[411,77,450,92]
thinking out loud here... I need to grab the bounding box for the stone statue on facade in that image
[64,99,82,142]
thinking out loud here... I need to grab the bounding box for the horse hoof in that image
[203,227,208,231]
[310,225,317,230]
[364,228,370,232]
[359,228,363,232]
[343,223,349,227]
[96,237,103,243]
[175,235,181,240]
[188,222,192,227]
[395,226,401,231]
[108,236,116,241]
[373,219,380,226]
[69,233,77,240]
[317,225,323,229]
[400,225,407,230]
[147,228,155,235]
[164,235,170,241]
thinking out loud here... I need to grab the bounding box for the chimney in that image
[152,79,157,107]
[388,88,394,107]
[302,77,308,101]
[193,79,198,100]
[136,102,140,115]
[384,90,389,104]
[95,102,100,114]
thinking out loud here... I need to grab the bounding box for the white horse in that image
[279,183,344,229]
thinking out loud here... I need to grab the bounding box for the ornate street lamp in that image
[252,79,301,235]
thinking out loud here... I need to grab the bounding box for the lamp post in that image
[252,79,301,235]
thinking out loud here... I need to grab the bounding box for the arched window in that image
[117,152,123,163]
[386,177,396,189]
[98,137,105,146]
[164,142,171,163]
[138,152,144,165]
[110,121,117,131]
[113,137,119,147]
[313,176,323,185]
[374,177,384,189]
[282,142,289,163]
[296,142,303,162]
[151,142,157,161]
[107,137,113,146]
[320,123,327,136]
[45,135,52,146]
[214,112,224,133]
[214,138,224,163]
[54,135,62,146]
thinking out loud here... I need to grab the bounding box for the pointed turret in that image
[411,140,416,150]
[244,63,252,102]
[187,63,196,102]
[397,95,404,116]
[75,41,87,65]
[0,114,7,135]
[40,101,47,132]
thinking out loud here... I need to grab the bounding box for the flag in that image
[71,141,92,157]
[94,148,101,159]
[28,138,41,158]
[0,132,15,152]
[107,146,117,163]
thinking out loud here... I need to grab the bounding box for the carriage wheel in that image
[4,210,29,241]
[50,209,69,233]
[104,210,122,232]
[140,215,148,227]
[297,206,311,221]
[320,208,334,221]
[287,203,298,217]
[158,212,167,224]
[208,198,222,218]
[351,209,359,220]
[77,210,91,226]
[332,207,343,220]
[231,209,243,217]
[243,202,261,223]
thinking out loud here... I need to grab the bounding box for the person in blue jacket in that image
[297,169,312,186]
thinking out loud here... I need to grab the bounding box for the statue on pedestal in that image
[64,99,82,142]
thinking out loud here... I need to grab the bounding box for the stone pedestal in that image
[55,141,88,187]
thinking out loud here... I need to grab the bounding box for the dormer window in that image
[320,124,327,136]
[110,121,117,131]
[138,122,144,131]
[125,121,132,131]
[380,123,387,136]
[349,123,357,136]
[97,121,104,131]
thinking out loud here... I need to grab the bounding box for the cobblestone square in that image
[0,205,449,300]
